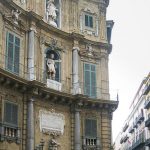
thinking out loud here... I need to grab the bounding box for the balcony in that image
[123,123,129,132]
[132,136,145,150]
[135,113,144,124]
[144,98,150,109]
[128,126,134,133]
[0,123,21,143]
[145,117,150,127]
[145,138,150,147]
[143,80,150,95]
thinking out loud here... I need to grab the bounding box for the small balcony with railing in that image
[128,125,134,133]
[135,112,144,125]
[144,97,150,109]
[132,132,145,150]
[143,79,150,95]
[145,138,150,147]
[145,116,150,128]
[0,123,21,143]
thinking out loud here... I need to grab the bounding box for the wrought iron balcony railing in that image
[144,98,150,109]
[145,117,150,127]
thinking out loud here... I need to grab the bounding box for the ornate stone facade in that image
[0,0,118,150]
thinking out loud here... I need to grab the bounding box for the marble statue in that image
[12,9,21,25]
[47,54,56,80]
[46,0,58,27]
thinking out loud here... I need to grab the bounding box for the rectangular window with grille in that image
[84,63,96,98]
[4,101,18,126]
[6,32,20,74]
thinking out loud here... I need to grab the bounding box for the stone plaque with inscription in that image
[39,110,65,135]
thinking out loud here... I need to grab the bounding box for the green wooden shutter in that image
[85,119,97,137]
[85,15,89,27]
[84,63,96,98]
[6,32,14,71]
[91,64,96,97]
[89,16,93,28]
[6,32,20,74]
[14,36,20,74]
[4,102,18,126]
[84,64,90,96]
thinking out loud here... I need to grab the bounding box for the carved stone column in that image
[74,109,81,150]
[72,47,81,94]
[28,28,36,80]
[27,98,34,150]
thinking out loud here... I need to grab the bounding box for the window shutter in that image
[85,119,97,137]
[6,33,14,71]
[91,65,96,97]
[84,64,90,96]
[4,102,18,126]
[85,15,89,27]
[89,16,93,28]
[4,102,12,124]
[14,37,20,74]
[12,104,18,125]
[84,63,96,98]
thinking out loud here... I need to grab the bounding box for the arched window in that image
[45,48,61,82]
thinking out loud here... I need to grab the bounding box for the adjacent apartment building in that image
[0,0,118,150]
[114,73,150,150]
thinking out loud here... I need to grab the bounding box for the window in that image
[6,32,20,74]
[85,14,93,28]
[84,63,96,98]
[4,101,18,126]
[0,101,20,143]
[85,119,97,146]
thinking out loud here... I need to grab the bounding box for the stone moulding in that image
[39,110,65,136]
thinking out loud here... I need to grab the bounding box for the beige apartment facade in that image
[0,0,118,150]
[114,73,150,150]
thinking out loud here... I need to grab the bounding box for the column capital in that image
[73,46,80,52]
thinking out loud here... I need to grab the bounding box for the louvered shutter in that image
[4,102,18,126]
[89,16,93,28]
[6,32,14,71]
[91,65,96,98]
[85,119,97,137]
[6,32,20,74]
[84,63,96,98]
[85,15,89,27]
[14,37,20,74]
[84,64,90,96]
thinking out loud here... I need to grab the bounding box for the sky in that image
[107,0,150,141]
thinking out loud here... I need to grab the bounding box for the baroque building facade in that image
[0,0,118,150]
[113,72,150,150]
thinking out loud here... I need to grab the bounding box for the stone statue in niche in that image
[47,54,56,80]
[86,44,93,56]
[46,0,58,27]
[48,136,60,150]
[12,9,21,25]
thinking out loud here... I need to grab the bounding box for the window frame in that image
[5,32,20,75]
[85,14,93,28]
[83,63,97,98]
[4,101,18,127]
